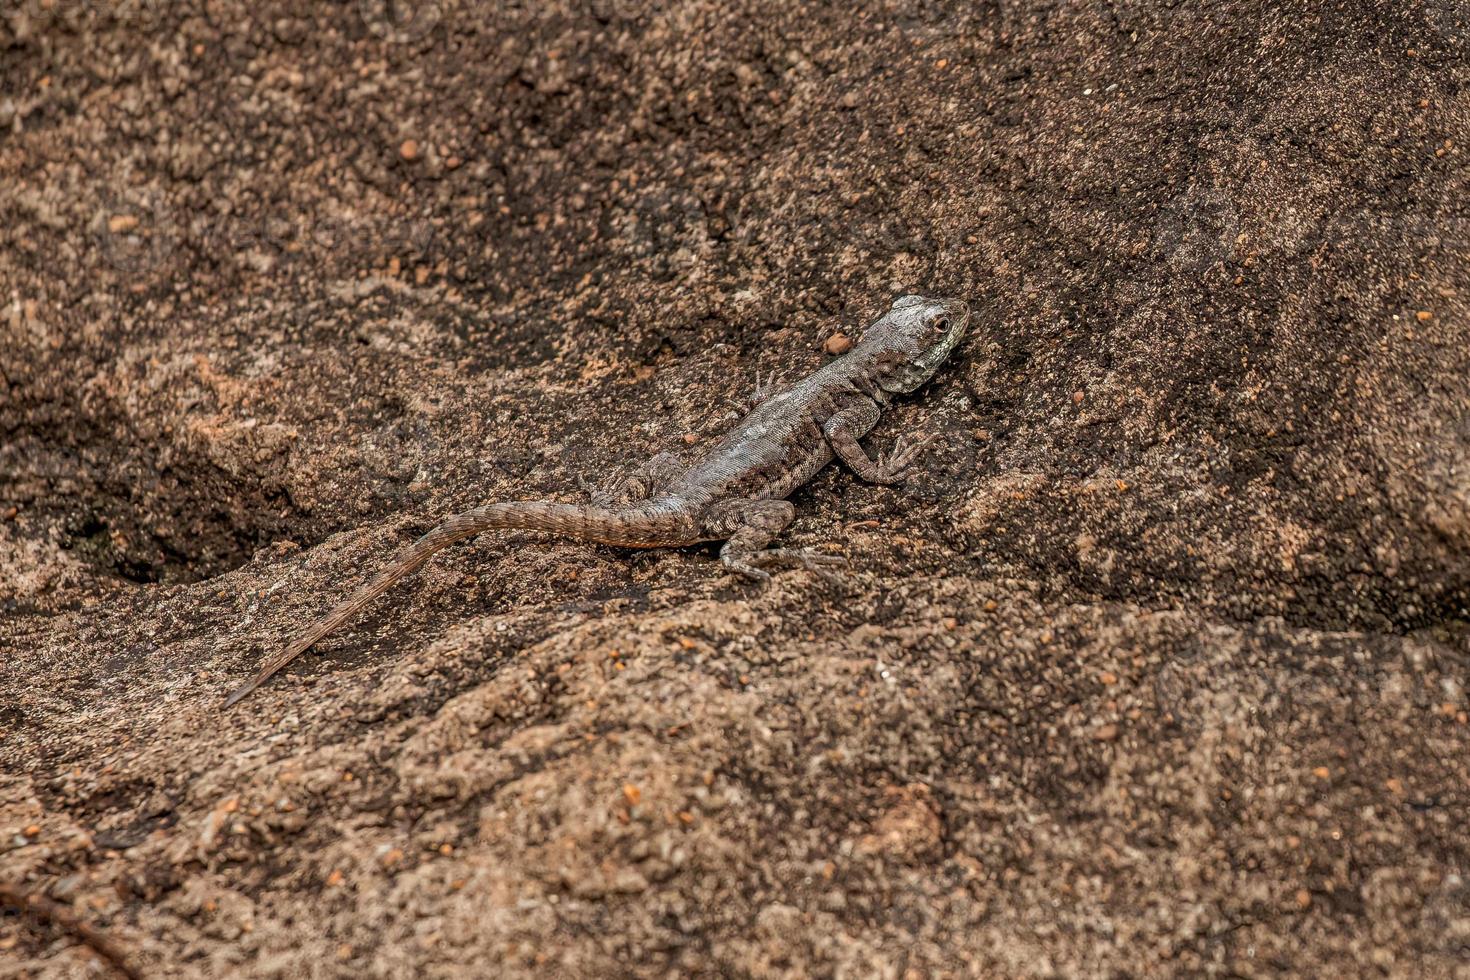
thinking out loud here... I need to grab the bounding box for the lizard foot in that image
[749,547,848,584]
[722,548,846,584]
[580,472,629,505]
[729,369,777,413]
[721,555,773,582]
[874,432,939,483]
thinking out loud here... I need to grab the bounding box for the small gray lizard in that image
[223,294,969,707]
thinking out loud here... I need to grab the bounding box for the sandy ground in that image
[2,0,1469,976]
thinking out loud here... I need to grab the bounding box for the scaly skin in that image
[223,294,970,707]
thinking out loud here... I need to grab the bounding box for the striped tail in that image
[222,500,693,708]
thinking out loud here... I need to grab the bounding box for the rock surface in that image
[2,0,1468,975]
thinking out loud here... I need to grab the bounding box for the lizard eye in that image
[929,315,950,336]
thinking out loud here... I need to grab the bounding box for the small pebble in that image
[400,139,420,161]
[1093,723,1119,742]
[825,333,853,355]
[1416,310,1432,321]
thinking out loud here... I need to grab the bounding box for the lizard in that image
[222,293,969,708]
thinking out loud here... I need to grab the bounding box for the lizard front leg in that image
[823,401,936,485]
[705,499,845,582]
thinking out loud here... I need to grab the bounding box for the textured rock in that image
[2,0,1467,976]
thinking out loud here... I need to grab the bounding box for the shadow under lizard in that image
[223,294,970,707]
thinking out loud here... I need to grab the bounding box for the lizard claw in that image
[722,556,774,582]
[582,472,629,504]
[875,432,938,482]
[750,547,848,584]
[795,551,848,586]
[734,369,777,412]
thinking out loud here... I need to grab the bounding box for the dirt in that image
[2,0,1469,976]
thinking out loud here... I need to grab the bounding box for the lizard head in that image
[872,294,970,393]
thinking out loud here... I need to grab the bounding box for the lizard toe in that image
[723,557,774,582]
[748,547,847,583]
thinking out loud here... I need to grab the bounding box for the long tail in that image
[222,500,692,708]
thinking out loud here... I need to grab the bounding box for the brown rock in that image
[824,333,853,354]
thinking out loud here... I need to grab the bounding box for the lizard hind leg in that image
[728,369,777,413]
[584,452,682,507]
[708,499,846,583]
